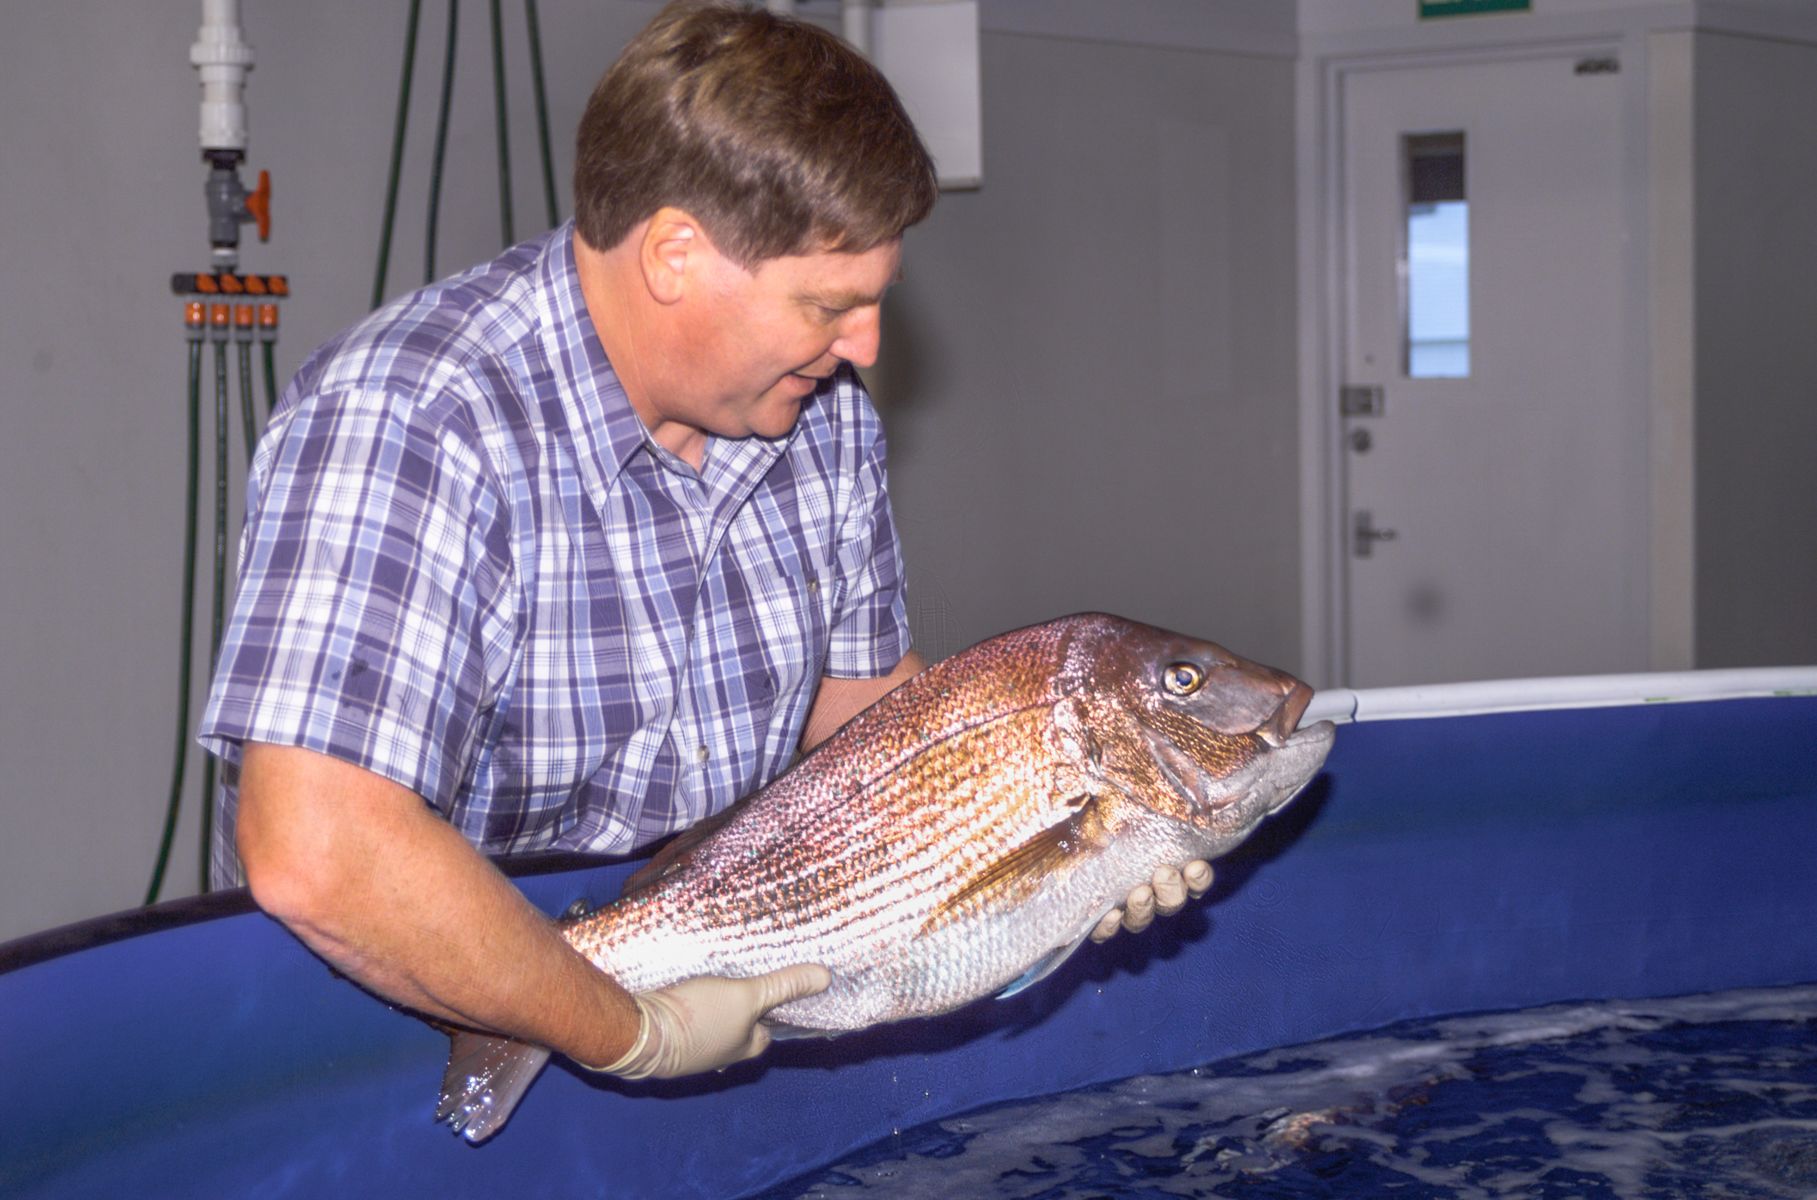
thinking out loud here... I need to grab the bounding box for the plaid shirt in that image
[199,224,911,887]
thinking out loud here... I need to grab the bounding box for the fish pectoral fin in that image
[435,1028,552,1145]
[920,795,1104,937]
[994,921,1098,1000]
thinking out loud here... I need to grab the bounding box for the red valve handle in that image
[247,170,271,242]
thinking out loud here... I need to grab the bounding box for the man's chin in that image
[755,411,806,441]
[735,400,806,443]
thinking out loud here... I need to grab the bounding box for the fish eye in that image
[1162,661,1205,697]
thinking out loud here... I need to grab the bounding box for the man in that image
[199,0,1208,1083]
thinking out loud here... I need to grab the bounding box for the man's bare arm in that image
[235,742,642,1067]
[799,649,927,751]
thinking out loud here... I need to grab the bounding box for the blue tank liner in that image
[3,682,1814,1198]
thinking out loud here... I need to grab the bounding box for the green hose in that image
[372,0,424,311]
[144,341,204,906]
[525,0,559,229]
[426,0,459,283]
[219,338,261,888]
[489,0,514,247]
[200,339,231,893]
[262,340,279,416]
[237,339,258,461]
[198,741,217,894]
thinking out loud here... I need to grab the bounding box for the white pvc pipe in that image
[841,0,873,56]
[760,0,871,57]
[1303,665,1817,726]
[191,0,254,154]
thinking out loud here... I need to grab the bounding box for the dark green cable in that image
[145,341,204,906]
[525,0,559,228]
[201,338,231,894]
[237,339,258,461]
[426,0,459,283]
[372,0,424,311]
[225,337,257,887]
[261,340,278,416]
[489,0,515,247]
[198,743,217,894]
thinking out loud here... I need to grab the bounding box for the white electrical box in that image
[874,1,982,189]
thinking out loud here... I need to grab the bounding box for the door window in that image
[1405,132,1469,378]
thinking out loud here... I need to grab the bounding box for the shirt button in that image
[696,744,710,763]
[806,573,820,595]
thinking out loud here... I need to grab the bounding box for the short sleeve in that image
[198,387,516,810]
[822,407,912,679]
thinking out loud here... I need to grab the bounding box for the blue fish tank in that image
[3,668,1815,1197]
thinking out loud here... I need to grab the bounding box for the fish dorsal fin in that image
[435,1028,552,1144]
[994,917,1100,1000]
[919,794,1104,936]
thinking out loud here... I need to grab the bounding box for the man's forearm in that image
[236,743,640,1067]
[800,649,926,751]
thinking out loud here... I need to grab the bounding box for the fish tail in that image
[434,1028,551,1144]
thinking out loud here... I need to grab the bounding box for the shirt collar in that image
[533,222,797,514]
[533,223,650,501]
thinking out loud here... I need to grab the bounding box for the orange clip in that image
[220,273,245,295]
[195,274,220,295]
[184,301,206,329]
[235,304,255,328]
[258,303,280,330]
[209,303,232,330]
[268,275,290,298]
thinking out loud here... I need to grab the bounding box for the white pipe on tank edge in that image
[1302,665,1817,727]
[191,0,253,155]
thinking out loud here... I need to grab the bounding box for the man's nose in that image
[832,306,882,369]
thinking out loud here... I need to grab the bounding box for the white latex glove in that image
[1090,861,1214,943]
[587,964,832,1080]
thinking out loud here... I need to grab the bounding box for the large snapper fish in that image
[439,613,1335,1141]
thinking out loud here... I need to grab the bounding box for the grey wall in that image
[0,4,1301,941]
[1,0,648,943]
[1693,31,1817,667]
[878,32,1302,665]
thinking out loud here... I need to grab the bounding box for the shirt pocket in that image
[752,553,837,718]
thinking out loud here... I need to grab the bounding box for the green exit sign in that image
[1420,0,1532,17]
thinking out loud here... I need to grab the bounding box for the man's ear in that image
[638,207,706,306]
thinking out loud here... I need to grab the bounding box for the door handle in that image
[1353,509,1399,558]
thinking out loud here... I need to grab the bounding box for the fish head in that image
[1064,615,1335,848]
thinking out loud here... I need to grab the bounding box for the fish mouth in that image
[1145,712,1335,823]
[1262,720,1335,814]
[1254,680,1315,750]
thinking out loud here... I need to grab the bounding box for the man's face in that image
[668,236,903,446]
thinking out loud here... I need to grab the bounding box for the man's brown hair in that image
[573,0,938,266]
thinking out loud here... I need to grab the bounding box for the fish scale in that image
[576,711,1064,988]
[436,613,1336,1142]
